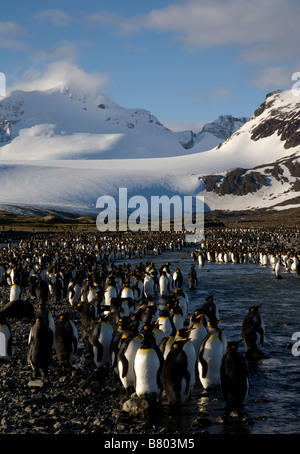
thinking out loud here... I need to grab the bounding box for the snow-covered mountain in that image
[0,83,299,218]
[0,85,246,159]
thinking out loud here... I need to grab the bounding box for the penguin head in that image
[176,328,191,339]
[249,304,263,313]
[172,339,189,351]
[140,333,155,349]
[227,340,242,351]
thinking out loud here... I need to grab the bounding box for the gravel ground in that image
[0,283,188,437]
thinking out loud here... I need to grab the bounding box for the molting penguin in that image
[220,341,250,410]
[88,314,113,375]
[134,333,164,401]
[28,316,54,378]
[198,320,226,389]
[54,313,78,367]
[0,315,12,361]
[77,300,98,339]
[200,295,219,321]
[242,304,265,359]
[188,265,198,290]
[162,338,193,405]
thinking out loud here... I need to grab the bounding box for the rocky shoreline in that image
[0,280,213,437]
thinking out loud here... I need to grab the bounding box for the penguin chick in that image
[242,304,265,359]
[162,338,193,405]
[88,314,113,373]
[54,313,78,367]
[28,317,53,379]
[220,341,250,410]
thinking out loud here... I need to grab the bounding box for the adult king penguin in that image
[198,320,227,389]
[220,341,250,410]
[134,333,164,401]
[242,304,265,359]
[117,328,142,393]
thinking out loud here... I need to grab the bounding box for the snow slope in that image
[0,84,247,159]
[0,85,299,216]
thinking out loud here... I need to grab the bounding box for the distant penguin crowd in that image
[192,226,300,281]
[0,225,293,414]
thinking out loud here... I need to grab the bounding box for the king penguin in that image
[158,309,176,338]
[28,316,54,378]
[117,328,142,393]
[189,314,208,356]
[242,304,265,359]
[174,328,197,391]
[159,271,170,298]
[9,282,21,302]
[198,320,227,389]
[0,315,12,361]
[188,265,198,290]
[134,333,164,401]
[54,313,78,367]
[35,303,55,347]
[220,341,250,410]
[88,314,113,375]
[162,338,194,405]
[199,295,220,321]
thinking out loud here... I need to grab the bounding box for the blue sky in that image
[1,0,299,131]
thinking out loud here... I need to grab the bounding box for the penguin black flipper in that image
[117,339,130,378]
[198,336,209,379]
[89,324,103,363]
[257,326,264,346]
[154,343,164,393]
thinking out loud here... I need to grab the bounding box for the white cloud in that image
[93,0,300,66]
[0,20,28,52]
[142,0,300,55]
[249,64,300,89]
[8,61,109,94]
[33,9,72,27]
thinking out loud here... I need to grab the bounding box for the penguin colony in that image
[0,225,296,415]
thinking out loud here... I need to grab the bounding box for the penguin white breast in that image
[0,325,11,358]
[134,349,161,396]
